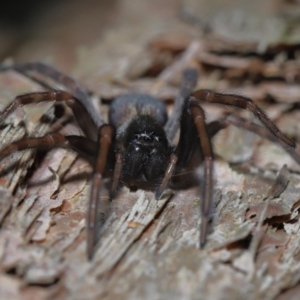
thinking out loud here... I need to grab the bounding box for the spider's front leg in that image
[157,97,214,248]
[0,123,115,260]
[177,90,298,249]
[176,97,214,248]
[189,102,213,248]
[87,124,115,260]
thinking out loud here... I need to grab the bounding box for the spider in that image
[0,62,298,260]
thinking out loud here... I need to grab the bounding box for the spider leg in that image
[11,62,87,96]
[188,100,214,249]
[164,68,198,141]
[0,62,106,129]
[87,124,115,260]
[155,153,178,199]
[162,96,214,248]
[0,91,99,141]
[0,133,98,163]
[110,152,123,198]
[191,90,296,149]
[207,115,300,164]
[0,124,115,260]
[155,73,198,199]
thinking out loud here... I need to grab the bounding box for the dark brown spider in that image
[0,63,298,260]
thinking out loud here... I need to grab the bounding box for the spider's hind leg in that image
[0,133,98,163]
[207,115,300,164]
[0,62,106,135]
[0,90,99,141]
[191,90,296,149]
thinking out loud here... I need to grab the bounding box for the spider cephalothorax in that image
[119,114,171,184]
[110,93,171,188]
[0,62,298,259]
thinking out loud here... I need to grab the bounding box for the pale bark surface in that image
[1,1,300,299]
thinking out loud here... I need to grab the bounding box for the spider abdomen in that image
[109,93,168,129]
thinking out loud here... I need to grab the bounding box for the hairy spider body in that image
[110,94,171,189]
[0,62,299,260]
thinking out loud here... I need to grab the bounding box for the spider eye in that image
[150,148,158,155]
[134,132,153,141]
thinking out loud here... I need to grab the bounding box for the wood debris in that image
[1,2,300,298]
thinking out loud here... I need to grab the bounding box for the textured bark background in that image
[1,0,300,299]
